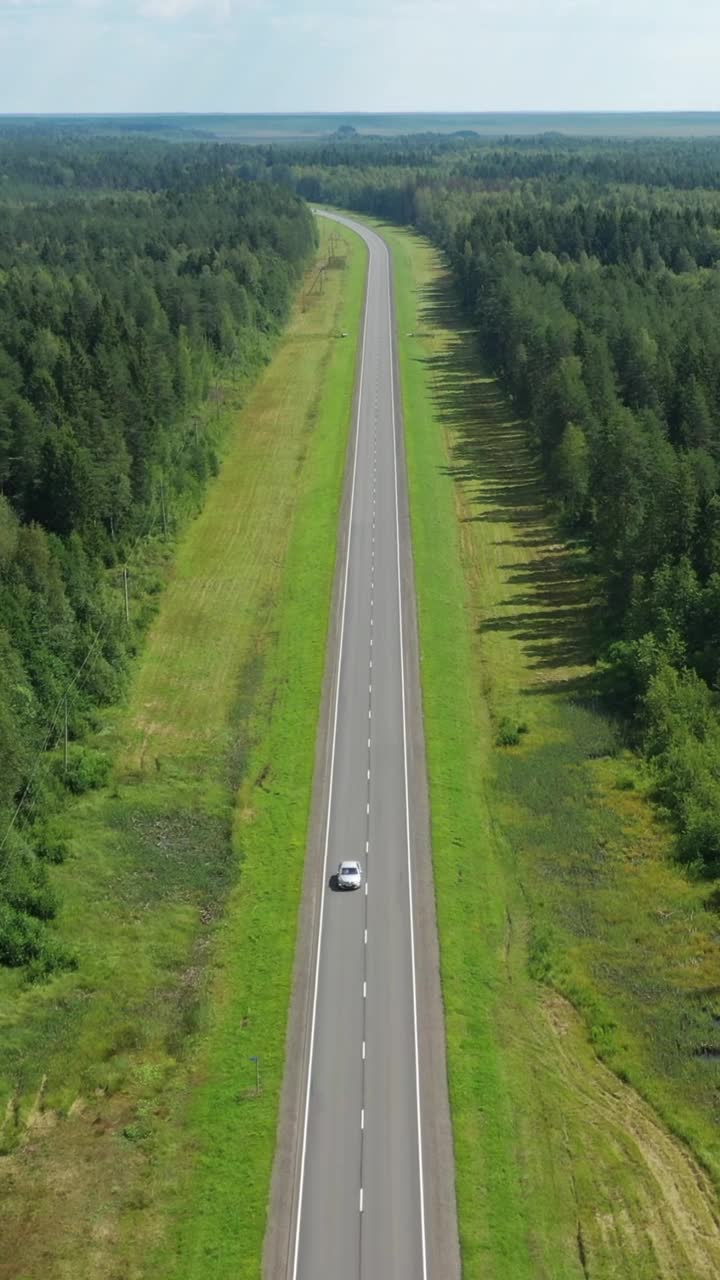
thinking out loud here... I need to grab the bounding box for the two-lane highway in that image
[291,212,425,1279]
[267,211,459,1280]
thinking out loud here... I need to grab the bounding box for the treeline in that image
[289,141,720,876]
[7,128,720,201]
[0,161,315,974]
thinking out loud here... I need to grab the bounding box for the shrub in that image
[0,903,75,975]
[1,839,58,919]
[495,715,529,747]
[528,922,558,983]
[61,745,110,794]
[33,823,70,865]
[677,800,720,877]
[615,774,636,791]
[703,885,720,913]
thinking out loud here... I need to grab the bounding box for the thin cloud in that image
[136,0,261,16]
[0,0,262,15]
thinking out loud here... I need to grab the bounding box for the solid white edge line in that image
[290,216,371,1280]
[386,238,429,1280]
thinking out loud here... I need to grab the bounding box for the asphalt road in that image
[286,212,428,1280]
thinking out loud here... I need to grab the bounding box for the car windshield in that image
[341,866,357,877]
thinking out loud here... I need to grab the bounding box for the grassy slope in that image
[377,219,720,1279]
[0,223,366,1280]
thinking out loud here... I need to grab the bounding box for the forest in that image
[0,142,315,973]
[5,123,720,975]
[274,135,720,881]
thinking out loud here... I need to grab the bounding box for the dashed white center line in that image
[362,1039,366,1059]
[367,768,371,780]
[365,882,368,897]
[364,928,368,945]
[359,1188,364,1213]
[365,839,369,853]
[361,1108,365,1130]
[366,801,370,814]
[363,981,367,999]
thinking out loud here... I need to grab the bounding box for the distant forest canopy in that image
[271,134,720,879]
[7,129,720,194]
[4,110,720,143]
[0,139,315,974]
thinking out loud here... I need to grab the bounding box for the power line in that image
[0,504,161,854]
[0,624,109,854]
[0,375,225,853]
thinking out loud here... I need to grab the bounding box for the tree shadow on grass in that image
[417,274,600,684]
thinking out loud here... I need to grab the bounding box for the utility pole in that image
[122,566,130,625]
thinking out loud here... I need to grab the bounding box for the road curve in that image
[265,212,460,1280]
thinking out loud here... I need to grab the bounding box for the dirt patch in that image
[0,1094,145,1280]
[541,991,720,1279]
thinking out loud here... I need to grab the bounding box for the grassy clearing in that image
[375,219,720,1278]
[0,221,366,1279]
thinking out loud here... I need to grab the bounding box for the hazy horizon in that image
[4,110,720,142]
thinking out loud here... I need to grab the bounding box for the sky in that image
[0,0,719,115]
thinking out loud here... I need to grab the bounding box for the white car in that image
[337,860,362,890]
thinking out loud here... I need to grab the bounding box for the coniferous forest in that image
[0,136,315,972]
[277,137,720,885]
[6,124,720,974]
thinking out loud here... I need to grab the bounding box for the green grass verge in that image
[371,218,720,1279]
[0,222,367,1279]
[153,240,367,1280]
